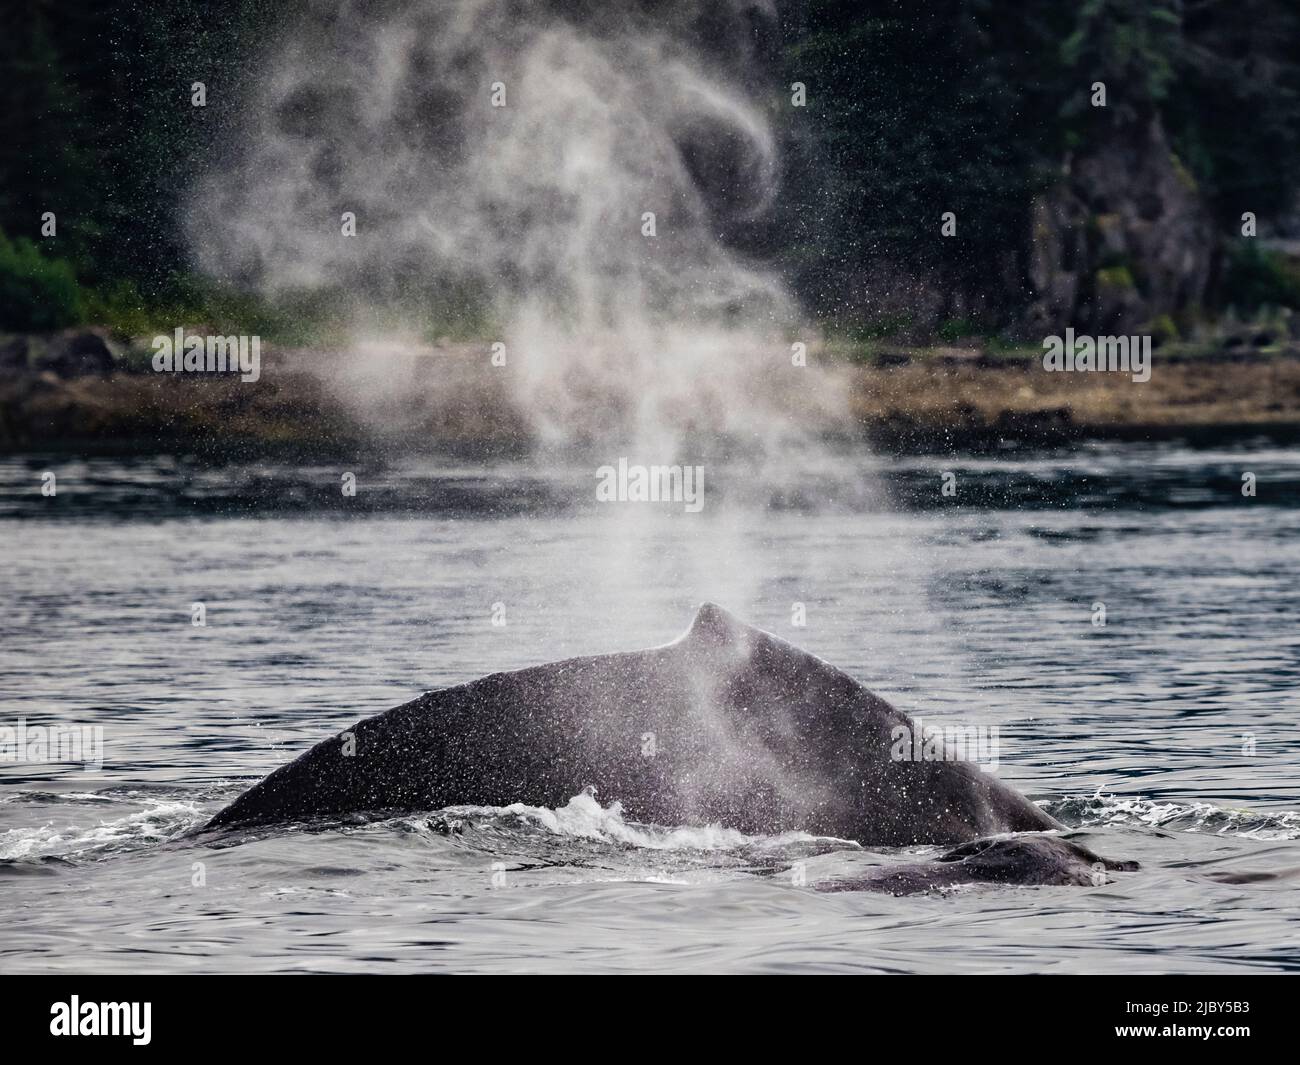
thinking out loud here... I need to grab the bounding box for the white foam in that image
[0,801,204,861]
[1045,792,1300,841]
[442,790,858,852]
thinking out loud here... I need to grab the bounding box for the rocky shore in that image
[3,329,1299,457]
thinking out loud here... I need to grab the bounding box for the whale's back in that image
[205,604,1060,843]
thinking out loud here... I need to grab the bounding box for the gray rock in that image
[42,331,116,378]
[1023,116,1215,336]
[0,336,29,374]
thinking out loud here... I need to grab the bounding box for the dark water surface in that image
[1,442,1298,973]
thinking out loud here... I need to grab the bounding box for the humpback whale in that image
[208,603,1069,848]
[817,835,1139,894]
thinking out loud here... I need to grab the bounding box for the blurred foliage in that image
[1,0,1298,336]
[775,0,1300,325]
[1060,0,1182,112]
[1222,244,1300,313]
[0,229,84,330]
[0,0,276,295]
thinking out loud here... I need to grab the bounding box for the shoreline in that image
[3,335,1299,458]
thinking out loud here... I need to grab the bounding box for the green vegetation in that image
[776,0,1300,333]
[1222,244,1300,314]
[1097,266,1137,289]
[0,231,83,330]
[2,0,1299,342]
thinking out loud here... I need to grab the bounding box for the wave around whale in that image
[197,604,1148,891]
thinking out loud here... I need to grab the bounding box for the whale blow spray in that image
[188,0,845,461]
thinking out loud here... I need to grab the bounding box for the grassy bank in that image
[3,334,1299,458]
[847,347,1300,448]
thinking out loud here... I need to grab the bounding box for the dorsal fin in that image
[683,601,750,647]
